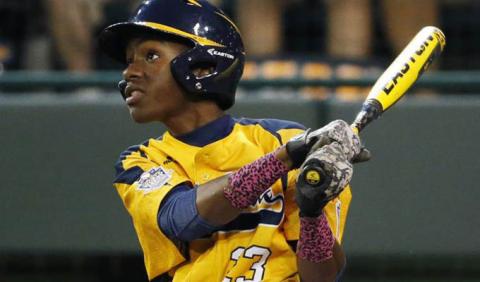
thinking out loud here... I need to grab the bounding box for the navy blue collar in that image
[174,115,235,147]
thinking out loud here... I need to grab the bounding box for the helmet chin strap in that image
[118,80,128,100]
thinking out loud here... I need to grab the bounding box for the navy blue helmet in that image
[99,0,245,110]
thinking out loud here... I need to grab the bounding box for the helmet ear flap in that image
[170,45,243,110]
[100,0,245,110]
[170,46,216,95]
[190,61,217,79]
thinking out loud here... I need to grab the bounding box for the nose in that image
[122,59,143,82]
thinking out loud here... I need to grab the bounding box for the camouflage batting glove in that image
[295,141,355,218]
[286,120,363,168]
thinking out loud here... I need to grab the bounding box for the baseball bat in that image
[302,26,446,187]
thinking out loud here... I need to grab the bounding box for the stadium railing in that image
[1,70,480,91]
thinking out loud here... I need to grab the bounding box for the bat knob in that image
[300,163,330,188]
[304,167,324,186]
[295,161,333,217]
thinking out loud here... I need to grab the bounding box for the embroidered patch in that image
[137,166,172,192]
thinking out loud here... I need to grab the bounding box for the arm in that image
[158,119,346,238]
[45,0,94,71]
[196,119,365,226]
[298,244,345,282]
[195,146,293,225]
[296,214,346,282]
[158,120,361,281]
[159,120,362,233]
[158,146,293,241]
[295,133,362,281]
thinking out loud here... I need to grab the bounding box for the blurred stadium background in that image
[1,0,480,281]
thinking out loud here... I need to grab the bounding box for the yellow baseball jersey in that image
[113,115,352,281]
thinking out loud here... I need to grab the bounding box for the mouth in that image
[124,84,145,106]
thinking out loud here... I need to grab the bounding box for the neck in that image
[164,101,225,136]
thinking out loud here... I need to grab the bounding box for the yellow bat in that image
[303,26,446,186]
[351,26,446,134]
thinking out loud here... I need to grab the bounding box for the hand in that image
[295,142,354,217]
[352,146,372,163]
[286,120,363,168]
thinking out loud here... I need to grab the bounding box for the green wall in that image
[1,94,479,257]
[328,97,480,256]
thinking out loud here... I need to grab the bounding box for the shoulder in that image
[114,138,191,190]
[234,117,306,133]
[114,139,153,180]
[234,117,306,145]
[118,139,151,161]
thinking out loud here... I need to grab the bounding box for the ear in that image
[191,64,215,79]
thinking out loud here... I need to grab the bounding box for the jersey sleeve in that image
[113,143,192,280]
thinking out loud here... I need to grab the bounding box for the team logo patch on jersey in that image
[137,166,172,192]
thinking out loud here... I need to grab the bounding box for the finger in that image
[309,135,334,152]
[352,147,371,163]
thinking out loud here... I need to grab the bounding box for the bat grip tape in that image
[352,99,383,133]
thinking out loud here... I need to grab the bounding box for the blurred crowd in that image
[0,0,479,74]
[0,0,138,72]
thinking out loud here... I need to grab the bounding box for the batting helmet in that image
[99,0,245,110]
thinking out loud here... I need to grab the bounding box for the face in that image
[122,38,189,123]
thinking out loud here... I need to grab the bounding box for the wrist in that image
[297,212,335,263]
[285,136,311,169]
[275,146,294,170]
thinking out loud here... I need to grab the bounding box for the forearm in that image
[195,174,240,226]
[46,0,92,71]
[196,146,292,225]
[296,214,345,282]
[159,146,293,241]
[293,121,361,281]
[297,243,345,282]
[175,119,360,234]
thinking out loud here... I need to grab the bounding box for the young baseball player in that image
[99,0,368,281]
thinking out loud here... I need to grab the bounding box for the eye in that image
[146,51,160,62]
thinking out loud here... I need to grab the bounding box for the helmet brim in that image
[99,22,158,63]
[99,21,218,63]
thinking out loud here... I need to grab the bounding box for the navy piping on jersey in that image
[114,140,150,184]
[173,115,306,148]
[117,115,307,242]
[157,116,307,241]
[235,117,306,191]
[158,184,286,241]
[234,117,306,137]
[221,207,284,232]
[114,166,144,184]
[175,114,235,147]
